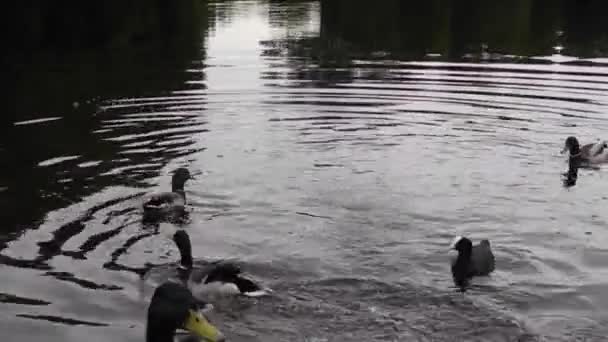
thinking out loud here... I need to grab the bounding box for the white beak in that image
[449,236,463,249]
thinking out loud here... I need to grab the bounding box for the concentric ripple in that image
[3,1,608,341]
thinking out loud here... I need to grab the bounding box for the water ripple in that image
[5,1,608,341]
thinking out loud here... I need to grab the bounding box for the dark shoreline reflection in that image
[562,165,579,188]
[259,0,608,193]
[262,0,608,66]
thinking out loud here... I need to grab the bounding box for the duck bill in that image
[190,170,204,180]
[184,310,224,342]
[560,146,568,154]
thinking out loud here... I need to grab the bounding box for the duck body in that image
[186,261,269,299]
[143,168,191,222]
[173,230,270,298]
[146,230,270,300]
[143,191,187,221]
[450,236,495,290]
[562,136,608,165]
[144,191,186,210]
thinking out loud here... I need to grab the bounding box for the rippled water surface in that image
[4,1,608,341]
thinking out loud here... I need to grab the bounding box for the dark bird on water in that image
[561,136,608,166]
[450,236,495,290]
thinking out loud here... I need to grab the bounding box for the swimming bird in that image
[143,168,192,222]
[172,230,270,299]
[450,236,495,290]
[146,282,225,342]
[561,136,608,165]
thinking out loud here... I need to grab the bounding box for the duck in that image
[143,168,192,222]
[450,236,495,290]
[146,281,225,342]
[170,230,270,299]
[561,136,608,165]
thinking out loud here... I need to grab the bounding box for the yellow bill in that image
[183,309,224,342]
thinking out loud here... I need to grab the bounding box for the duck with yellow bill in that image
[146,281,225,342]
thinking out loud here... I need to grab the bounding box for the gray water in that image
[3,1,608,341]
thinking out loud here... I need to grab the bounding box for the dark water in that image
[3,0,608,341]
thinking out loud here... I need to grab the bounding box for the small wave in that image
[13,117,62,126]
[16,314,108,327]
[229,276,535,341]
[38,155,81,167]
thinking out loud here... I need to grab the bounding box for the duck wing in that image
[580,143,597,157]
[203,262,242,284]
[585,141,605,156]
[470,240,495,276]
[594,142,606,156]
[580,141,608,164]
[233,276,262,293]
[591,141,608,160]
[143,192,184,210]
[201,262,267,294]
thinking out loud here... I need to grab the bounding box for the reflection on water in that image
[2,1,207,232]
[316,0,608,62]
[3,0,608,341]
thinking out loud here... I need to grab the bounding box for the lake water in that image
[3,0,608,341]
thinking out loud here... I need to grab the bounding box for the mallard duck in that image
[143,168,192,221]
[146,282,225,342]
[450,236,495,290]
[172,230,270,299]
[561,136,608,165]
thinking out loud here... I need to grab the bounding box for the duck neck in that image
[569,143,581,157]
[180,250,193,270]
[146,323,175,342]
[569,153,582,168]
[172,182,186,194]
[174,231,193,270]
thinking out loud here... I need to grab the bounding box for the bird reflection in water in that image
[562,164,578,188]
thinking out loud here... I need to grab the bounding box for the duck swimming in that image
[450,236,495,290]
[146,282,225,342]
[172,230,270,299]
[143,168,192,222]
[561,136,608,165]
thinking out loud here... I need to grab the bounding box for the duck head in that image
[450,236,473,257]
[562,136,580,155]
[449,236,473,291]
[146,282,224,342]
[172,168,192,192]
